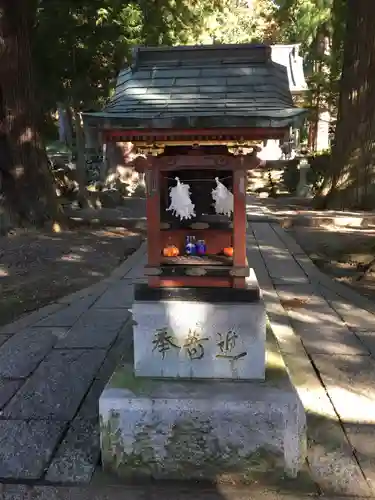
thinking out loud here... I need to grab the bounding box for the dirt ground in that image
[262,197,375,301]
[289,224,375,299]
[0,225,144,327]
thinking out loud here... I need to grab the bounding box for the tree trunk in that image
[318,1,375,209]
[0,0,64,226]
[57,103,73,148]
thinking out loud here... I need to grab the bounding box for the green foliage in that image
[139,0,226,46]
[33,0,143,111]
[30,0,348,148]
[32,0,281,115]
[198,0,277,44]
[273,0,332,47]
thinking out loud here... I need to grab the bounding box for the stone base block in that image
[132,274,266,380]
[99,333,306,482]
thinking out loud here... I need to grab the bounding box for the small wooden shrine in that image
[132,145,258,290]
[84,44,305,290]
[94,44,308,481]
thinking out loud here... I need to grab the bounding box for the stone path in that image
[247,197,375,498]
[0,244,147,488]
[1,198,375,498]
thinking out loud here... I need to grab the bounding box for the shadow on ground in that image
[264,286,375,496]
[0,197,375,497]
[0,226,144,327]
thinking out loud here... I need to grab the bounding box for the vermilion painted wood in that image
[154,154,259,171]
[144,151,251,289]
[135,153,262,173]
[232,277,247,288]
[232,168,247,289]
[149,277,233,288]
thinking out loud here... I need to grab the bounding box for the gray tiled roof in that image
[84,44,306,130]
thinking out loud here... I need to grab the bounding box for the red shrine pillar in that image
[232,162,247,288]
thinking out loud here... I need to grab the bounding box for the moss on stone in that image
[100,410,166,476]
[100,411,286,482]
[100,411,125,470]
[108,367,149,394]
[108,363,159,394]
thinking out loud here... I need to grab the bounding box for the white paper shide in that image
[167,177,196,220]
[212,177,233,217]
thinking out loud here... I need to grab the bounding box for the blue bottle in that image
[191,236,197,255]
[196,240,207,256]
[185,236,196,256]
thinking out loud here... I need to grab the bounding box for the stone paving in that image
[1,198,375,498]
[0,243,147,488]
[247,198,375,498]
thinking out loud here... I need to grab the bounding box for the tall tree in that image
[34,0,144,205]
[0,0,63,226]
[318,1,375,208]
[33,0,230,115]
[329,0,347,112]
[34,1,143,113]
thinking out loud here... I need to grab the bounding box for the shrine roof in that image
[83,43,306,131]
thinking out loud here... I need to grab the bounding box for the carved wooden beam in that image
[154,154,261,171]
[103,127,289,143]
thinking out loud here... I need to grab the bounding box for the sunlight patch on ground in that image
[266,349,285,370]
[88,270,103,277]
[52,222,62,233]
[59,253,83,262]
[288,308,351,329]
[298,387,336,419]
[70,245,93,253]
[94,229,139,238]
[327,386,375,424]
[0,266,8,277]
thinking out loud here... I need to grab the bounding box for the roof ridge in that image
[133,44,271,69]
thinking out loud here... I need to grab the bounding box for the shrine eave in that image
[83,108,306,133]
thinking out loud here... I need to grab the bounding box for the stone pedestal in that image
[99,331,307,481]
[132,270,266,380]
[296,158,312,197]
[99,269,307,481]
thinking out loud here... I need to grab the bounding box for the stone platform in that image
[99,330,306,481]
[132,269,266,380]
